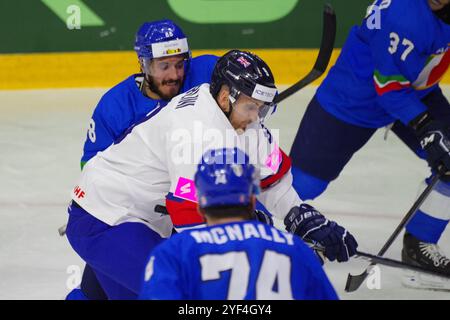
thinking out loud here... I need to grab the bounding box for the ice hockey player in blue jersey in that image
[80,19,218,168]
[139,147,338,300]
[289,0,450,288]
[66,19,217,300]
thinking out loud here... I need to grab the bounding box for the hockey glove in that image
[284,204,358,262]
[410,112,450,181]
[253,210,274,226]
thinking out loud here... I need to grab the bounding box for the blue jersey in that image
[317,0,450,128]
[80,54,218,167]
[139,221,338,300]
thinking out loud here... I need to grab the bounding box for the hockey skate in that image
[401,232,450,291]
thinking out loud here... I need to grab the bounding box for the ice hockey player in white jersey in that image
[65,50,357,299]
[70,18,218,301]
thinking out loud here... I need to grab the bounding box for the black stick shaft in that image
[378,173,441,257]
[355,250,450,280]
[273,4,336,104]
[345,173,442,292]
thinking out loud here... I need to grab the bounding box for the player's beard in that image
[144,74,183,101]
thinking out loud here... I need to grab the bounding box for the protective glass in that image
[229,90,277,123]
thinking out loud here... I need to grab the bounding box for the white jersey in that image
[71,84,301,235]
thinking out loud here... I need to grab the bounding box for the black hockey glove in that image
[410,112,450,181]
[284,204,358,262]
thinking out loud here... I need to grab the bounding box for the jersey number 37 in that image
[388,32,414,62]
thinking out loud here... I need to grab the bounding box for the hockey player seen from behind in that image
[65,50,357,299]
[139,147,338,300]
[289,0,450,288]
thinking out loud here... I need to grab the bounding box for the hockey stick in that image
[58,224,66,237]
[344,172,442,292]
[160,201,450,282]
[273,3,336,104]
[162,202,450,280]
[354,250,450,280]
[309,240,450,280]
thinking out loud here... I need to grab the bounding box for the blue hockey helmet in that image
[194,148,260,209]
[134,19,190,60]
[210,50,278,121]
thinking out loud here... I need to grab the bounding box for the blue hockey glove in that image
[411,112,450,182]
[284,204,358,262]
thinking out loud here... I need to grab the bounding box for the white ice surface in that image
[1,86,449,299]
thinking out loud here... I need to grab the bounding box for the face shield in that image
[228,83,278,123]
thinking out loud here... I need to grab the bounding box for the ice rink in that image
[1,85,450,300]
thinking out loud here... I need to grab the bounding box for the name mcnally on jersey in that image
[189,222,294,245]
[178,304,272,317]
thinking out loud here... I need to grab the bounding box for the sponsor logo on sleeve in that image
[174,177,198,202]
[265,144,282,173]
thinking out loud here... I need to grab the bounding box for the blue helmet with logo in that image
[194,148,260,209]
[134,19,190,60]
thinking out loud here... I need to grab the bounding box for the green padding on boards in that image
[168,0,298,23]
[41,0,105,26]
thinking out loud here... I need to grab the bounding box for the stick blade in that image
[58,224,67,237]
[344,271,369,292]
